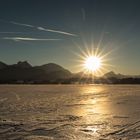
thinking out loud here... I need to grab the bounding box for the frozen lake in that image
[0,85,140,140]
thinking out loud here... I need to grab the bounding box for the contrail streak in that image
[81,8,86,21]
[3,37,62,41]
[0,32,25,34]
[10,21,77,37]
[10,21,34,27]
[37,27,77,36]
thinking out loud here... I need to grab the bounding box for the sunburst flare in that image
[74,43,113,77]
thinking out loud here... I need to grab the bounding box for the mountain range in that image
[0,61,72,83]
[0,61,140,84]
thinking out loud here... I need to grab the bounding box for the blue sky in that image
[0,0,140,74]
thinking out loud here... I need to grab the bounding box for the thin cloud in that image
[81,8,86,21]
[3,37,62,41]
[37,27,78,37]
[10,21,78,37]
[0,32,25,34]
[10,21,34,28]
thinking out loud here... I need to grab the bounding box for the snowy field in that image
[0,85,140,140]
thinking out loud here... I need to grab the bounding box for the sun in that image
[73,40,114,77]
[74,46,111,76]
[84,56,101,72]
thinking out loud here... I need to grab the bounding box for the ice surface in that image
[0,85,140,140]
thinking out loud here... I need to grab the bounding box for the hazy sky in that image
[0,0,140,74]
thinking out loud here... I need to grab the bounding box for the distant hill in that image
[103,71,127,79]
[0,61,72,83]
[0,61,140,84]
[13,61,32,68]
[103,71,140,79]
[0,61,7,69]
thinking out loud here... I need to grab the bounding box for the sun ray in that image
[73,42,114,80]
